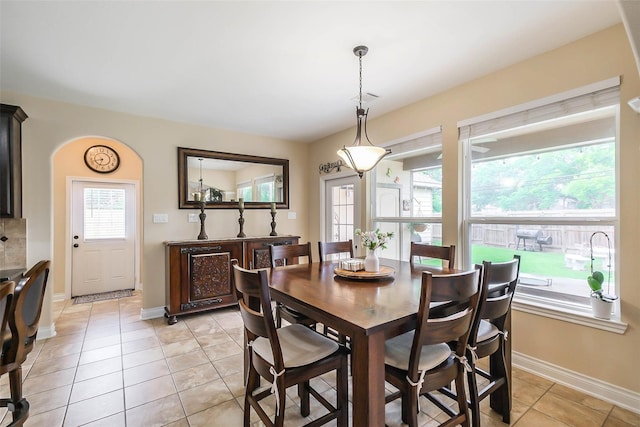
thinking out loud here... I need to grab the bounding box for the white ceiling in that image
[0,1,627,143]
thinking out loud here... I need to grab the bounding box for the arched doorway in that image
[52,137,143,300]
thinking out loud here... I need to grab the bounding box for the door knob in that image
[73,243,79,248]
[73,235,79,239]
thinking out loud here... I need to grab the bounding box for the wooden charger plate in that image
[334,265,395,280]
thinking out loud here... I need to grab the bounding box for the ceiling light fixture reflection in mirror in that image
[178,147,289,209]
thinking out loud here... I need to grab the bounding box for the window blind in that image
[459,79,620,141]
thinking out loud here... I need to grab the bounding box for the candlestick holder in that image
[237,207,246,238]
[269,211,277,236]
[197,201,208,240]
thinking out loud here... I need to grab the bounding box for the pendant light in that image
[337,45,391,178]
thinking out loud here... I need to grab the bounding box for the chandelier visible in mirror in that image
[337,45,391,178]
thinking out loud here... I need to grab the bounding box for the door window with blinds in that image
[83,187,126,239]
[460,78,619,316]
[370,127,444,261]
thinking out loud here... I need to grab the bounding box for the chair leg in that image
[455,372,470,427]
[244,365,259,427]
[299,380,310,417]
[467,366,481,427]
[401,386,419,427]
[337,354,349,426]
[497,347,511,423]
[8,367,27,425]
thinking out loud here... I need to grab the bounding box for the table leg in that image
[351,330,386,426]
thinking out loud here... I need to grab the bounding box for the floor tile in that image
[78,343,122,365]
[123,359,170,387]
[166,348,210,373]
[178,378,235,416]
[125,394,185,427]
[64,389,125,427]
[124,375,176,409]
[82,412,126,427]
[187,398,244,427]
[75,355,123,382]
[533,391,608,427]
[171,362,220,392]
[70,371,123,403]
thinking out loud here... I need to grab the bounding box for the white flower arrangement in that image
[355,228,394,251]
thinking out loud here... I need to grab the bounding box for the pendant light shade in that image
[337,45,390,178]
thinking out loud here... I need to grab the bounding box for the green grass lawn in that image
[471,245,612,280]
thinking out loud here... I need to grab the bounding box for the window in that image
[254,175,275,202]
[460,79,619,318]
[236,180,252,201]
[84,187,126,239]
[369,128,443,261]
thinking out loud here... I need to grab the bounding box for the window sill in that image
[513,295,628,334]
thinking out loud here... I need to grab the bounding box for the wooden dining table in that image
[268,258,511,426]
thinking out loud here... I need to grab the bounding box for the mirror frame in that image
[178,147,290,209]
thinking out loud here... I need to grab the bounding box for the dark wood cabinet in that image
[0,104,27,218]
[164,235,299,324]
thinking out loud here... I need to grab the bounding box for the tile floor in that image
[1,291,638,426]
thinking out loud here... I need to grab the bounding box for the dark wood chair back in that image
[471,255,520,347]
[318,240,354,262]
[11,260,50,361]
[0,281,15,346]
[231,259,284,371]
[409,242,456,268]
[412,268,482,362]
[269,242,312,267]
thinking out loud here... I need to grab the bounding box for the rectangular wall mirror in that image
[178,147,289,209]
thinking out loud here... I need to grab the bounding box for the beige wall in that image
[52,137,143,296]
[309,24,640,393]
[0,94,309,331]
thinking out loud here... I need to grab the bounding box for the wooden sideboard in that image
[164,235,299,324]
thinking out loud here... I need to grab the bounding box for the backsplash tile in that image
[0,218,27,270]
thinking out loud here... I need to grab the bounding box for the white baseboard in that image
[53,292,66,302]
[37,323,56,340]
[514,351,640,414]
[140,306,165,321]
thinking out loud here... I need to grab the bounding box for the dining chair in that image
[384,267,482,427]
[0,280,29,426]
[465,255,520,427]
[231,259,349,427]
[317,240,354,262]
[409,242,456,268]
[1,260,50,426]
[269,243,317,329]
[317,240,354,343]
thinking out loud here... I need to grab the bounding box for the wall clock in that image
[84,145,120,173]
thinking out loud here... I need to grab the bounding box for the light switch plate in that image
[188,214,199,223]
[153,213,169,223]
[288,212,297,220]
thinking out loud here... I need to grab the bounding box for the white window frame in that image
[370,127,444,260]
[460,77,627,334]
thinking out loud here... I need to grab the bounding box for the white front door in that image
[324,175,361,247]
[71,181,136,297]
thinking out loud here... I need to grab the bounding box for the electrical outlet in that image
[188,214,199,223]
[288,212,297,220]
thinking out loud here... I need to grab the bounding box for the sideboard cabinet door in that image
[165,241,242,324]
